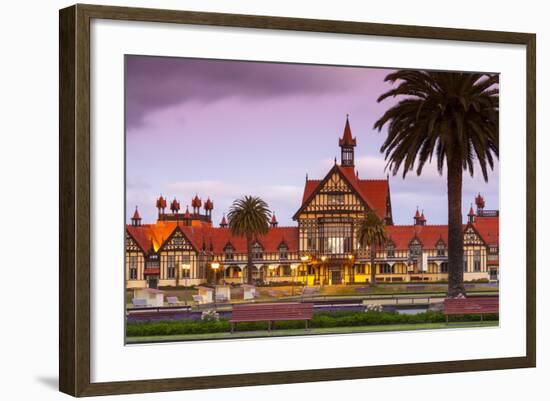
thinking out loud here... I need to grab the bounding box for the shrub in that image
[126,310,498,337]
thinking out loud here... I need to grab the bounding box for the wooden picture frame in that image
[59,3,536,397]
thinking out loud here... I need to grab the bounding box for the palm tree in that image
[228,196,271,284]
[374,70,499,297]
[357,209,388,286]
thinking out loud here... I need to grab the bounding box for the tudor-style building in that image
[125,116,499,289]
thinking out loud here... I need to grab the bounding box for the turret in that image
[339,114,356,168]
[414,207,426,226]
[156,195,167,217]
[220,214,228,228]
[270,212,278,228]
[468,204,476,223]
[170,198,180,214]
[131,206,141,227]
[475,193,485,213]
[191,195,202,214]
[204,197,214,218]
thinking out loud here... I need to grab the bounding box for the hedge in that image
[126,310,498,337]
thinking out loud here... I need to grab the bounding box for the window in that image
[356,264,365,274]
[282,265,291,276]
[463,257,468,272]
[252,243,263,260]
[224,244,234,260]
[409,240,422,257]
[474,250,481,272]
[440,262,449,273]
[279,244,288,260]
[327,193,345,206]
[322,222,352,254]
[167,255,176,279]
[379,263,393,274]
[436,241,446,256]
[129,255,138,280]
[180,254,191,278]
[386,242,395,257]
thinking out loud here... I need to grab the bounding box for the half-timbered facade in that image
[125,116,499,289]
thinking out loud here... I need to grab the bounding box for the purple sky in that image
[125,56,499,226]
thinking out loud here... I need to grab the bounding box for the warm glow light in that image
[268,264,278,270]
[348,254,354,260]
[211,262,220,270]
[300,255,309,262]
[320,256,327,262]
[180,263,191,270]
[290,263,299,270]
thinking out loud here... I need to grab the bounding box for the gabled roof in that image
[295,164,390,220]
[386,225,448,250]
[473,216,499,246]
[125,223,299,255]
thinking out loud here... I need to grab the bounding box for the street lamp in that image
[290,263,299,295]
[211,262,220,285]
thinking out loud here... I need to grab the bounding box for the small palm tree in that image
[228,196,271,284]
[374,70,498,297]
[357,209,388,286]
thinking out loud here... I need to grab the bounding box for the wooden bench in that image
[230,303,314,333]
[443,297,499,323]
[132,298,149,308]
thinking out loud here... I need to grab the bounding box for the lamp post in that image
[301,255,310,285]
[211,262,220,285]
[319,255,327,285]
[347,254,354,284]
[290,263,299,296]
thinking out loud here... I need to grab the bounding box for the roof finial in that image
[334,157,337,164]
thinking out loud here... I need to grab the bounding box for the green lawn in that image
[126,321,498,343]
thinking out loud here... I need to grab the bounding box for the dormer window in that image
[224,244,234,260]
[386,242,395,257]
[279,244,288,260]
[409,239,422,257]
[252,242,263,260]
[436,240,446,256]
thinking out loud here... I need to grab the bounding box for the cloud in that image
[125,55,393,128]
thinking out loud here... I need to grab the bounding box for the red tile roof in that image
[386,225,448,249]
[298,165,389,219]
[126,223,299,255]
[473,216,499,246]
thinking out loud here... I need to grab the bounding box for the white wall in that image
[0,0,546,400]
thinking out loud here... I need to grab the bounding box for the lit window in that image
[327,193,345,205]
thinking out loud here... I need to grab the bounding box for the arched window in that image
[440,262,449,273]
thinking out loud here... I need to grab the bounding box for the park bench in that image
[443,297,499,323]
[192,295,204,304]
[132,298,149,308]
[166,296,182,306]
[230,302,314,333]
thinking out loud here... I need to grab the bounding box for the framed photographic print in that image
[59,4,536,397]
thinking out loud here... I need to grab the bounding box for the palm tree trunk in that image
[447,155,466,297]
[246,234,253,285]
[370,245,377,286]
